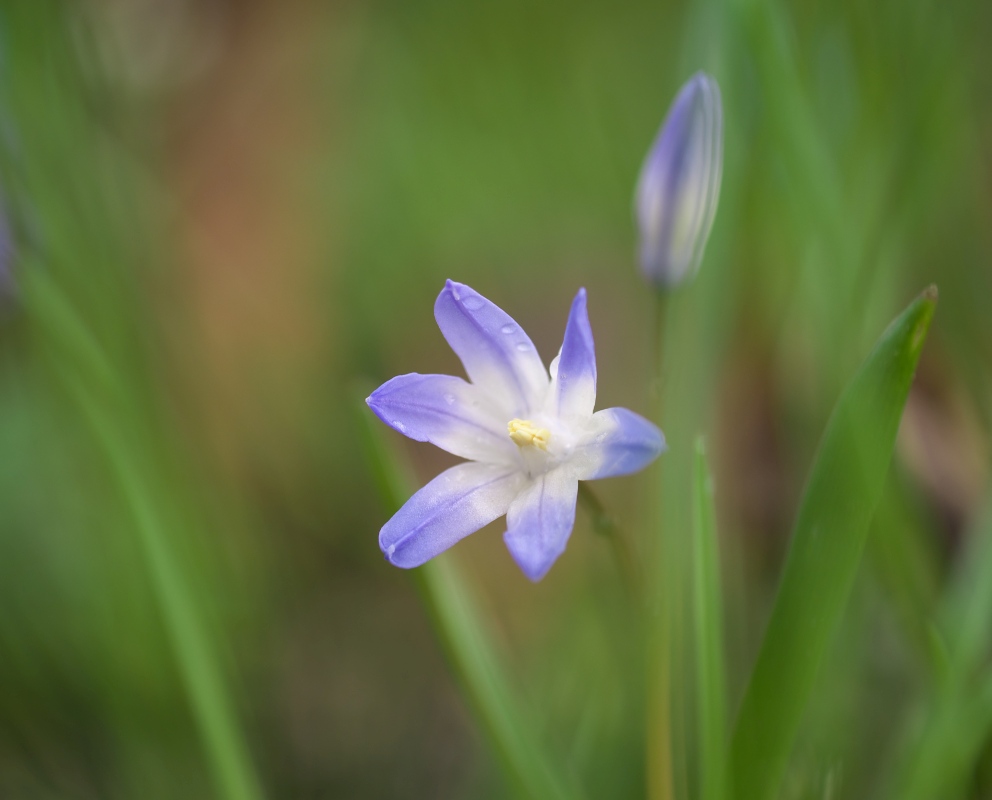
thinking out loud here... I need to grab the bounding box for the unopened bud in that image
[636,72,723,289]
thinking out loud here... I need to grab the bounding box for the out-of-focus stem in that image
[356,389,582,800]
[647,292,674,800]
[577,483,641,604]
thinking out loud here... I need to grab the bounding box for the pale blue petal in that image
[434,280,549,417]
[573,408,666,480]
[380,462,526,569]
[550,288,597,419]
[367,373,515,463]
[503,469,578,581]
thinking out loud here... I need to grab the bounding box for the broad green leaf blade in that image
[692,438,728,800]
[355,389,582,800]
[730,288,937,800]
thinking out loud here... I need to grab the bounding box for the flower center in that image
[507,419,551,451]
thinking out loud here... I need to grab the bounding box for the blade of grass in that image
[28,270,264,800]
[730,287,937,800]
[867,471,942,676]
[692,438,728,800]
[883,676,992,800]
[355,388,582,800]
[881,497,992,799]
[1,5,265,795]
[939,498,992,675]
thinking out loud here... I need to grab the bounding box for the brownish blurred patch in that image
[713,344,800,575]
[899,356,990,538]
[169,0,331,484]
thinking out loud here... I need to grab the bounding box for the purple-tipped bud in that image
[636,72,723,289]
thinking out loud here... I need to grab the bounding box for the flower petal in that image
[549,288,597,419]
[573,407,666,480]
[380,462,526,569]
[434,280,549,417]
[503,469,579,581]
[367,373,515,463]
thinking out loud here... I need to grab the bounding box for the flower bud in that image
[636,72,723,289]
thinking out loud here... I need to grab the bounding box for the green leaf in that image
[354,388,582,800]
[692,438,728,800]
[730,287,937,800]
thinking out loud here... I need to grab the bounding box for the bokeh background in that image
[0,0,989,797]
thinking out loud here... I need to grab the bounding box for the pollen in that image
[508,419,551,450]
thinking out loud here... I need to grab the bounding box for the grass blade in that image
[881,497,992,799]
[692,438,728,800]
[26,267,265,800]
[730,287,937,800]
[355,388,582,800]
[2,5,264,795]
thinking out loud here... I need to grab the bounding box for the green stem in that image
[577,483,641,604]
[647,291,675,800]
[356,389,582,800]
[692,438,728,800]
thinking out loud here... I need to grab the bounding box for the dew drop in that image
[386,544,396,556]
[462,295,485,310]
[500,324,515,334]
[515,342,531,352]
[443,393,456,405]
[392,420,407,432]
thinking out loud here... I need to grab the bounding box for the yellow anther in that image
[508,419,551,450]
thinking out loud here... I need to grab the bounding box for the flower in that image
[367,281,666,581]
[636,71,723,289]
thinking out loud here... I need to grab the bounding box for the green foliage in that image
[0,4,262,799]
[730,289,936,800]
[692,439,728,800]
[881,501,992,799]
[0,0,987,797]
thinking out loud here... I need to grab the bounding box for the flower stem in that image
[577,483,641,604]
[647,291,675,800]
[355,388,583,800]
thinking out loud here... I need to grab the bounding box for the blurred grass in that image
[730,287,935,800]
[0,4,263,799]
[0,0,986,797]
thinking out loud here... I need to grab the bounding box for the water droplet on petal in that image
[386,544,396,556]
[392,420,407,432]
[443,393,456,405]
[515,342,531,352]
[500,324,515,334]
[462,295,485,310]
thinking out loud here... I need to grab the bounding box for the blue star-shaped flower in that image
[368,281,666,581]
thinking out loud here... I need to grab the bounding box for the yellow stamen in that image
[508,419,551,450]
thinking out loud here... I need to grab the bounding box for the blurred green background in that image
[0,0,989,797]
